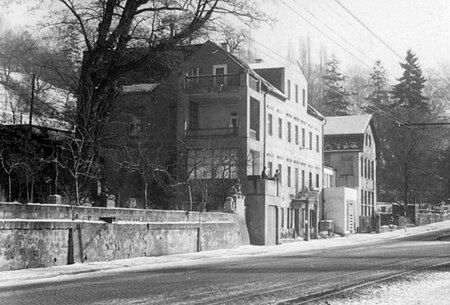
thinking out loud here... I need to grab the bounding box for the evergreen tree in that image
[322,54,349,116]
[391,49,428,111]
[366,60,391,112]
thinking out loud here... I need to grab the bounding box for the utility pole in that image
[29,73,35,127]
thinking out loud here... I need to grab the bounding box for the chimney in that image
[220,42,229,52]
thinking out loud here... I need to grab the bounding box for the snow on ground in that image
[0,220,449,290]
[322,271,450,305]
[0,72,75,130]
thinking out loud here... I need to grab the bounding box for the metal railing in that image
[186,127,238,137]
[185,74,241,89]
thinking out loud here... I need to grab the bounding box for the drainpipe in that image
[262,86,269,168]
[321,118,327,221]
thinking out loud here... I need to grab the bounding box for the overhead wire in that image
[212,11,437,134]
[334,0,450,89]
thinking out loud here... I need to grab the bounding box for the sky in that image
[3,0,450,80]
[252,0,450,80]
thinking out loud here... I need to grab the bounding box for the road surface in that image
[1,227,450,305]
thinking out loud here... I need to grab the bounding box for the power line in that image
[277,0,429,103]
[212,19,434,134]
[334,0,450,88]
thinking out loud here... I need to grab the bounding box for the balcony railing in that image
[185,74,241,89]
[186,127,238,137]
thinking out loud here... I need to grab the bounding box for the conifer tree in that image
[322,54,349,116]
[366,60,390,111]
[391,49,428,111]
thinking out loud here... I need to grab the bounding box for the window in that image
[316,134,320,152]
[281,208,285,228]
[268,114,273,136]
[189,67,203,85]
[295,84,299,103]
[316,174,320,189]
[250,98,260,141]
[371,161,375,180]
[302,128,305,147]
[287,122,291,143]
[230,112,238,128]
[360,157,364,177]
[302,89,306,106]
[278,118,283,139]
[309,172,313,189]
[248,150,259,176]
[189,102,198,129]
[309,131,313,150]
[361,190,364,204]
[128,116,141,136]
[364,159,367,178]
[187,149,238,179]
[295,125,299,145]
[302,170,305,189]
[287,79,291,100]
[268,161,273,178]
[190,67,202,77]
[287,166,291,187]
[278,164,282,184]
[213,64,227,86]
[295,168,299,193]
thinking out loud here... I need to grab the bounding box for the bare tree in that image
[36,0,266,171]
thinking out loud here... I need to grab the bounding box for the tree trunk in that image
[144,178,148,209]
[30,179,34,203]
[8,174,11,202]
[75,176,80,206]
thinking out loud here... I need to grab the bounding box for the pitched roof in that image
[324,114,373,135]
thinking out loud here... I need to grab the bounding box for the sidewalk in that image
[0,220,448,288]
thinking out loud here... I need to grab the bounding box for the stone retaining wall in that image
[0,203,244,271]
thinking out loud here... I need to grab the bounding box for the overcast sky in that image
[253,0,450,79]
[3,0,450,79]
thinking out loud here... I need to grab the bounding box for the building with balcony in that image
[178,41,325,245]
[323,114,378,232]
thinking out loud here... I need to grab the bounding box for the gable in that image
[183,41,245,76]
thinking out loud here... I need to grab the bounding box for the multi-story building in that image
[177,41,324,244]
[323,114,378,232]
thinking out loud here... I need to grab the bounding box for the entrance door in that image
[267,205,278,245]
[294,209,300,237]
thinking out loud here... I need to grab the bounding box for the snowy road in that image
[1,225,450,305]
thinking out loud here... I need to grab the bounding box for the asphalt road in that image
[2,228,450,305]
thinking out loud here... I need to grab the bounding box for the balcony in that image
[186,127,238,137]
[185,74,241,93]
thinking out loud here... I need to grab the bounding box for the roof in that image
[200,41,287,99]
[307,105,325,121]
[324,114,373,135]
[122,83,160,94]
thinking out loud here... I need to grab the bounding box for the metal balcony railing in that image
[185,74,241,89]
[186,127,238,137]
